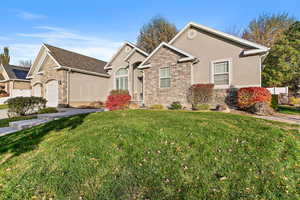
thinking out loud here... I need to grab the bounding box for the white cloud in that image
[17,11,47,20]
[10,26,122,64]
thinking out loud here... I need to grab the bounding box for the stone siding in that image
[144,47,191,107]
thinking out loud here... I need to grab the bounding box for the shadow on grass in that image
[0,113,90,164]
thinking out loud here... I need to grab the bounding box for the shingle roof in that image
[2,65,29,80]
[44,44,108,74]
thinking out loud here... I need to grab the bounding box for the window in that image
[213,61,230,85]
[160,67,171,88]
[116,68,128,90]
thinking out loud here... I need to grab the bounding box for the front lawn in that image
[0,110,299,199]
[0,115,37,128]
[278,105,300,115]
[0,104,8,110]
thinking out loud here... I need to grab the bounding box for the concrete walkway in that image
[0,108,103,137]
[256,114,300,125]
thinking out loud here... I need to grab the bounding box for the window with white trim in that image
[115,68,128,90]
[160,67,171,88]
[213,61,229,85]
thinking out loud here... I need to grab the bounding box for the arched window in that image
[115,68,128,90]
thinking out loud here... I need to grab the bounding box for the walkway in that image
[0,108,103,137]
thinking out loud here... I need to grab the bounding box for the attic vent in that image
[125,46,131,53]
[187,29,197,39]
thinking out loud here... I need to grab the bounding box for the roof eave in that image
[55,66,110,78]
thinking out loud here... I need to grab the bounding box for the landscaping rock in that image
[248,102,274,116]
[216,104,230,113]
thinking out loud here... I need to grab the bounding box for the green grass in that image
[0,104,8,110]
[0,110,299,199]
[278,105,300,115]
[0,116,37,128]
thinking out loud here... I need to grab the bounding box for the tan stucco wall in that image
[69,71,109,105]
[13,81,31,90]
[171,27,261,87]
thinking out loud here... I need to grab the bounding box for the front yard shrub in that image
[271,94,279,110]
[6,96,47,117]
[188,84,214,109]
[149,104,164,109]
[105,90,131,111]
[168,101,182,110]
[38,107,58,114]
[237,87,271,109]
[196,104,210,110]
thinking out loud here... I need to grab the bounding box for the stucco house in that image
[138,22,270,107]
[0,64,31,97]
[104,41,148,103]
[27,44,109,107]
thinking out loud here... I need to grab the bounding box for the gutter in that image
[54,66,110,78]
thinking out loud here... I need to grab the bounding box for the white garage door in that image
[45,80,59,107]
[33,84,42,97]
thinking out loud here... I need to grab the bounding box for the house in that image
[138,22,270,107]
[104,41,148,103]
[0,64,31,97]
[27,44,109,107]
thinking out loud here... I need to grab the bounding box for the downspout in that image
[67,69,71,105]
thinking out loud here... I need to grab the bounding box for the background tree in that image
[242,13,295,47]
[137,16,178,53]
[0,47,10,65]
[19,60,32,68]
[262,22,300,93]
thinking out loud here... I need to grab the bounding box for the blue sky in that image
[1,0,299,64]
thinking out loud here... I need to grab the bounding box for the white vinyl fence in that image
[266,87,289,95]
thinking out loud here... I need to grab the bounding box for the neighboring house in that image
[138,22,270,107]
[27,44,109,107]
[0,64,31,97]
[104,41,148,103]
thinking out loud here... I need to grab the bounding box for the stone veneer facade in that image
[31,56,68,106]
[143,47,192,107]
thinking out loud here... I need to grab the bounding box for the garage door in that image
[33,84,42,97]
[45,80,59,107]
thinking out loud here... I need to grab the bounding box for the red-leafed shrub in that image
[105,90,131,111]
[187,84,214,109]
[0,90,9,97]
[237,87,271,109]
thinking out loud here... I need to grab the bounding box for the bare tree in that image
[19,60,32,68]
[242,12,295,47]
[225,25,243,37]
[137,16,178,53]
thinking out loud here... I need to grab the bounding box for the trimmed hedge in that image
[271,95,279,110]
[237,87,271,109]
[6,96,47,117]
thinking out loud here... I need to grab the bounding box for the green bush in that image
[168,101,182,110]
[149,104,164,110]
[5,96,47,117]
[271,95,279,110]
[38,107,58,114]
[196,104,210,110]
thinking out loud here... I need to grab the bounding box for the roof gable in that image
[138,42,196,69]
[169,22,269,55]
[104,41,137,69]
